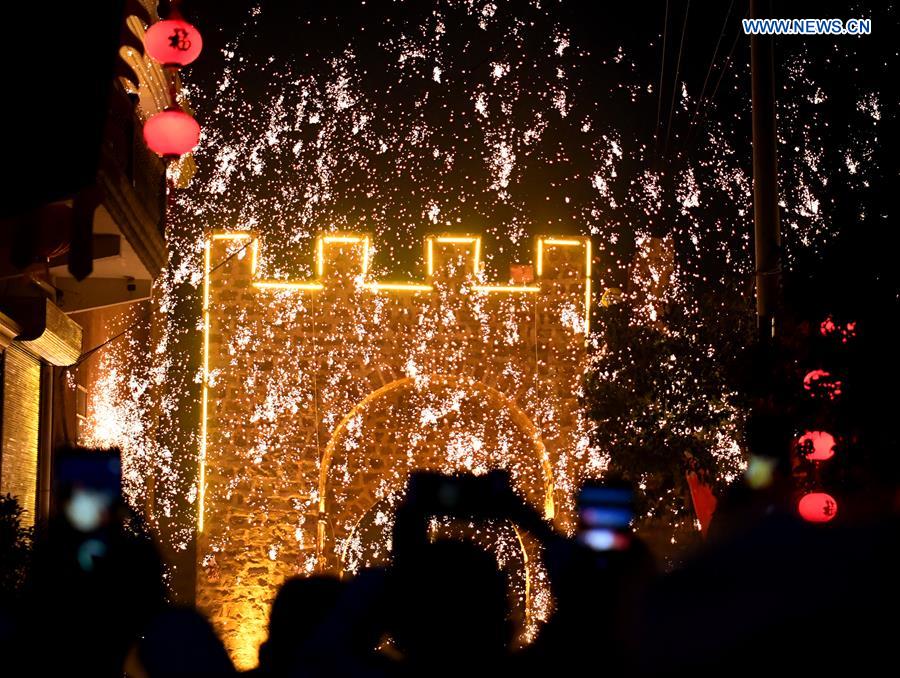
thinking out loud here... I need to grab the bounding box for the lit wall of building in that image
[200,231,598,667]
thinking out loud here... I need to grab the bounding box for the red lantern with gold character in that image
[798,492,838,523]
[144,15,203,67]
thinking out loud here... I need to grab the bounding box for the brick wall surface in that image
[200,232,594,666]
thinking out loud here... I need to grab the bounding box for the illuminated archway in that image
[317,374,554,634]
[317,374,555,556]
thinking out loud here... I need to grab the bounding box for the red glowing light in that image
[144,18,203,67]
[798,492,838,523]
[798,430,836,462]
[803,369,842,399]
[819,316,857,343]
[686,472,717,536]
[143,109,200,157]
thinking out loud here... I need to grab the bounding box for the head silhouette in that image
[391,539,511,672]
[258,575,344,674]
[137,607,235,677]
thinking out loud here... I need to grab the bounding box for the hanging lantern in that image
[798,492,838,523]
[798,430,836,462]
[143,108,200,157]
[803,369,842,400]
[144,15,203,67]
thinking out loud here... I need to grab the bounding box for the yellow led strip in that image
[584,278,592,334]
[366,282,433,292]
[253,281,324,291]
[535,236,593,334]
[211,232,253,240]
[210,230,258,274]
[584,238,592,276]
[250,240,259,275]
[584,238,592,333]
[316,234,370,277]
[435,236,479,243]
[543,238,583,246]
[201,232,258,533]
[199,240,212,533]
[316,237,324,276]
[428,235,482,275]
[473,285,541,293]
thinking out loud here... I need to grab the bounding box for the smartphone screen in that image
[576,483,634,552]
[408,470,511,518]
[53,448,122,533]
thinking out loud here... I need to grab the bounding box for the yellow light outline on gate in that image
[201,231,256,533]
[253,281,324,291]
[365,281,434,292]
[316,234,370,277]
[535,236,593,333]
[426,235,482,276]
[200,230,593,532]
[473,284,541,293]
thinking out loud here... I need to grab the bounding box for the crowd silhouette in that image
[0,448,897,678]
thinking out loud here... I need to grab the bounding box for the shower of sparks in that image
[80,0,885,644]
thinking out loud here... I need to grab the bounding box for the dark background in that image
[173,1,896,314]
[172,0,899,495]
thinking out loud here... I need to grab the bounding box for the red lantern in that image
[798,492,838,523]
[144,17,203,67]
[819,316,837,336]
[798,430,836,462]
[803,369,842,399]
[143,109,200,157]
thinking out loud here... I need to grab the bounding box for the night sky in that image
[174,0,898,319]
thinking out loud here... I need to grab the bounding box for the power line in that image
[685,13,744,152]
[654,0,670,155]
[684,2,749,152]
[68,238,253,369]
[686,0,735,140]
[70,321,145,370]
[664,0,691,155]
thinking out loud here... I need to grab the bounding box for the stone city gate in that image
[200,231,594,667]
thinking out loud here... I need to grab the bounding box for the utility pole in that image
[747,1,792,504]
[750,0,782,342]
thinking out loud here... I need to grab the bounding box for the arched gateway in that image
[199,231,595,667]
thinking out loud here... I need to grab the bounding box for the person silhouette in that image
[389,539,512,677]
[253,575,344,676]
